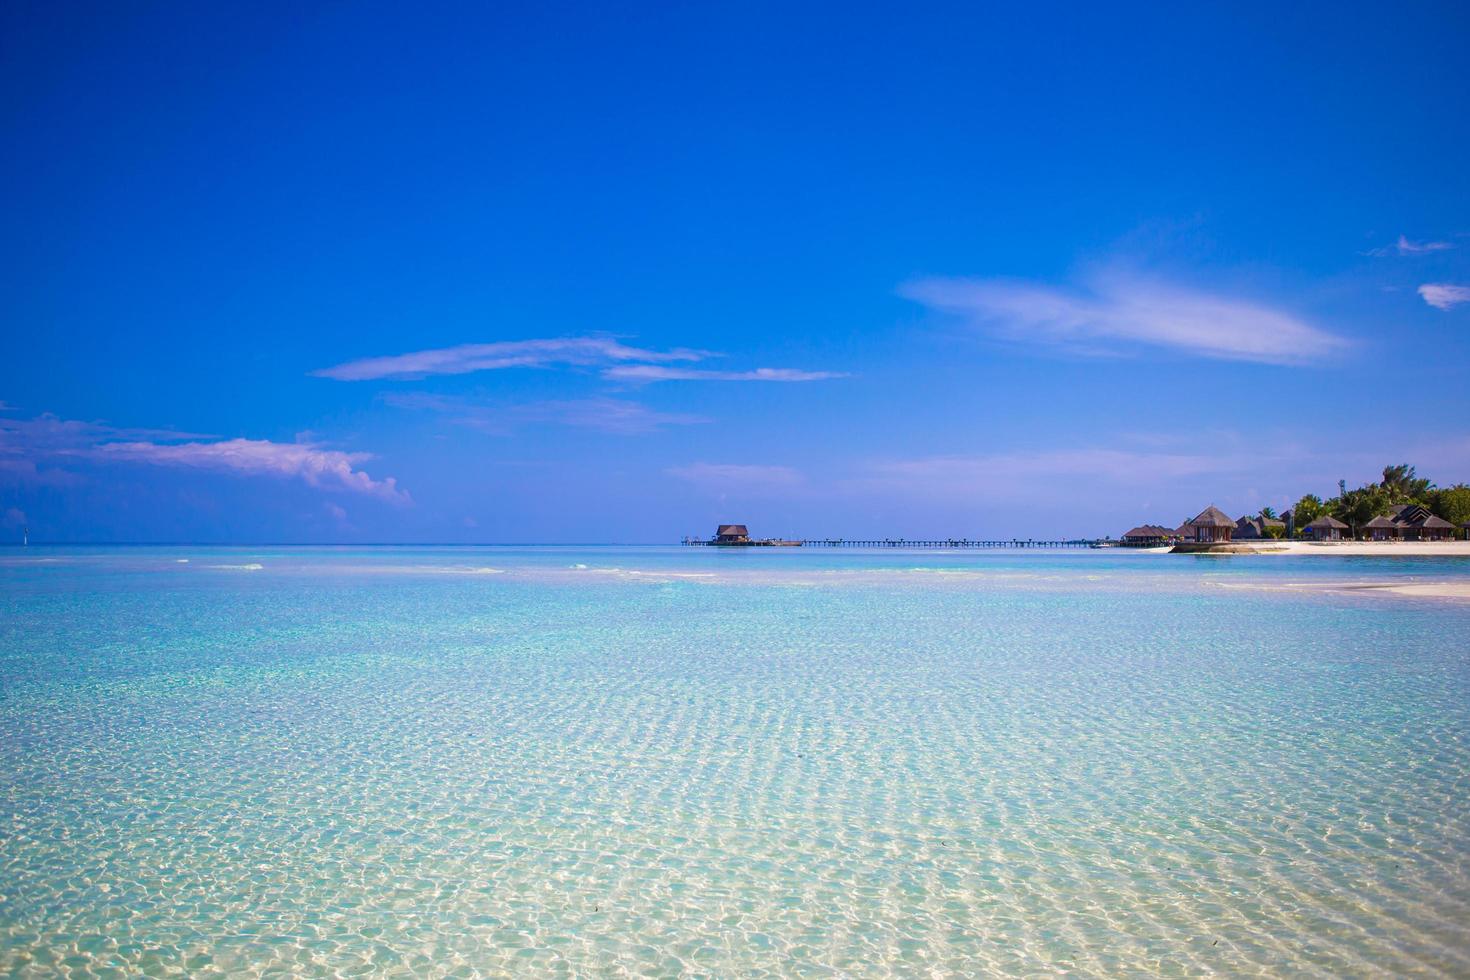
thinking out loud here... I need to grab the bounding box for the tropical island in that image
[681,466,1470,555]
[1125,464,1470,553]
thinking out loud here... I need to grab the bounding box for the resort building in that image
[714,524,750,544]
[1184,506,1234,543]
[1303,515,1348,540]
[1121,524,1175,546]
[1351,505,1459,541]
[1234,515,1285,540]
[1364,515,1398,541]
[1387,504,1457,541]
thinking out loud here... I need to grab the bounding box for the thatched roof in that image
[1364,515,1397,529]
[1188,505,1234,527]
[1418,514,1456,530]
[1305,515,1348,529]
[1123,524,1172,538]
[716,524,748,536]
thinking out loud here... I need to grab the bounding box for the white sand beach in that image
[1140,540,1470,557]
[1264,540,1470,557]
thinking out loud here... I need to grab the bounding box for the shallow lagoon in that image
[3,546,1469,976]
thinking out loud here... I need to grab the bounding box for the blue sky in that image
[3,2,1468,542]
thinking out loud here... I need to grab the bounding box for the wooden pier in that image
[681,537,1105,548]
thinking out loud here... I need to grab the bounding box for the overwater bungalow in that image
[1303,515,1348,540]
[714,524,751,544]
[1184,506,1235,543]
[1121,524,1174,546]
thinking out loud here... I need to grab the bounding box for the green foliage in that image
[1331,484,1392,535]
[1247,467,1461,541]
[1380,463,1433,504]
[1290,494,1324,533]
[1430,484,1470,527]
[1263,523,1286,539]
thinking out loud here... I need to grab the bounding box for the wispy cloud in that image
[1,413,204,487]
[901,274,1349,365]
[386,393,708,434]
[1,413,214,449]
[1,411,408,501]
[863,448,1237,493]
[93,439,410,503]
[1418,283,1470,311]
[606,366,844,383]
[666,462,806,494]
[525,399,708,433]
[314,337,711,381]
[1364,234,1455,257]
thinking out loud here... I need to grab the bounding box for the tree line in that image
[1251,465,1470,538]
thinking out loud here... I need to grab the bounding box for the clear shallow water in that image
[2,547,1469,977]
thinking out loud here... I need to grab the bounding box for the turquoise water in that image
[2,547,1469,977]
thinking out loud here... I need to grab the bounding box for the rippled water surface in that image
[3,546,1469,977]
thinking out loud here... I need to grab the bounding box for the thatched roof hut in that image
[1412,514,1457,539]
[1364,514,1397,540]
[1184,505,1235,543]
[1190,505,1234,526]
[1379,505,1459,540]
[1235,515,1285,539]
[714,524,750,543]
[1303,514,1348,540]
[1121,524,1173,544]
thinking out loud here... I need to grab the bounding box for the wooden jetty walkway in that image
[681,537,1105,548]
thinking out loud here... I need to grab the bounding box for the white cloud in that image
[606,366,844,383]
[901,274,1350,365]
[523,398,708,433]
[0,413,213,450]
[314,337,712,381]
[666,463,806,494]
[386,393,708,434]
[93,439,410,503]
[1365,235,1455,257]
[1,411,409,502]
[1418,283,1470,311]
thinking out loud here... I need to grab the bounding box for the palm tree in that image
[1291,494,1324,535]
[1381,464,1433,504]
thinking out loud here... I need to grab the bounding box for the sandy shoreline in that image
[1143,540,1470,557]
[1262,540,1470,556]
